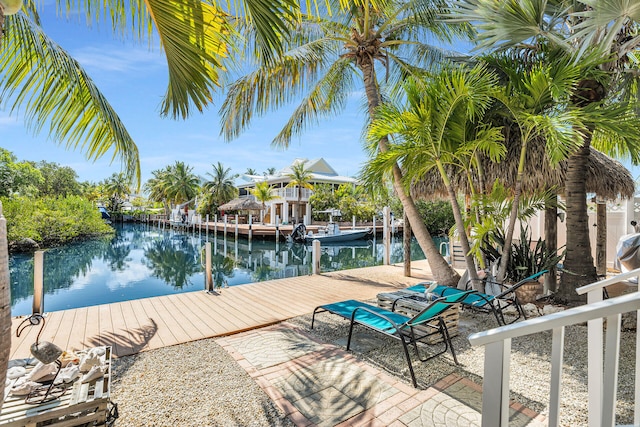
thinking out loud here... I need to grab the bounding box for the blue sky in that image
[3,7,639,188]
[2,6,371,185]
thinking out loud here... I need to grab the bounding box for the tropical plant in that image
[365,66,505,290]
[245,168,257,176]
[448,0,640,301]
[264,167,277,176]
[0,148,42,197]
[249,181,276,224]
[219,0,472,286]
[101,172,132,212]
[201,162,238,215]
[144,167,173,215]
[165,161,200,205]
[286,161,314,223]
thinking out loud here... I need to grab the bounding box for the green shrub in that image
[2,195,114,249]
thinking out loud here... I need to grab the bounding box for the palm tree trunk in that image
[0,202,11,409]
[359,60,459,286]
[438,162,482,291]
[0,6,5,46]
[558,139,595,304]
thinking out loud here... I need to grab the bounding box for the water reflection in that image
[9,223,429,316]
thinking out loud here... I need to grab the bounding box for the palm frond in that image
[0,13,140,185]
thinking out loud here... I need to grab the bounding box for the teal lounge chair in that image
[311,290,475,387]
[408,270,548,326]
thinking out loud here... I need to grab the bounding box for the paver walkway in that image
[219,323,547,427]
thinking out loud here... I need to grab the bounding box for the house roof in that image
[237,158,356,189]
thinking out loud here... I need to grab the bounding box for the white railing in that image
[575,268,640,427]
[273,188,312,200]
[468,272,640,427]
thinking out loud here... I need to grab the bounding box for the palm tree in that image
[250,181,276,224]
[144,167,173,215]
[448,0,640,299]
[219,0,470,286]
[202,162,239,213]
[165,161,200,205]
[0,0,305,408]
[286,162,314,223]
[102,172,132,212]
[365,67,504,290]
[245,168,258,176]
[264,167,277,176]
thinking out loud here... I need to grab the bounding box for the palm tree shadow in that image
[83,318,158,358]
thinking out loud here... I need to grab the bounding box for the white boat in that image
[289,222,372,244]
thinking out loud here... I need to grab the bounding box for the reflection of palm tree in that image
[211,253,235,290]
[144,238,200,289]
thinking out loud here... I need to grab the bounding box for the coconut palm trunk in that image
[359,57,459,286]
[0,202,10,409]
[558,139,595,303]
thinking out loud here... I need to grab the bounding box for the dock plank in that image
[9,261,431,358]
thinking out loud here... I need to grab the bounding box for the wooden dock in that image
[10,261,433,359]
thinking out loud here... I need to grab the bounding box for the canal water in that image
[9,223,438,316]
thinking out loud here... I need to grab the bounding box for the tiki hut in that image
[412,140,634,286]
[218,198,263,211]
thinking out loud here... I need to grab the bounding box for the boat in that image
[288,221,372,244]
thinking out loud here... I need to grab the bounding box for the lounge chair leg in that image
[400,337,418,388]
[347,320,356,350]
[440,319,459,365]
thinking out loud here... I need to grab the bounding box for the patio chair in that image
[311,290,475,387]
[406,270,548,326]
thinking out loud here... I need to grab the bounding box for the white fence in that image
[528,197,637,270]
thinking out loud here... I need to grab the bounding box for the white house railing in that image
[468,270,640,427]
[273,187,313,200]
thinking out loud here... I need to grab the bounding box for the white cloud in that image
[72,45,164,74]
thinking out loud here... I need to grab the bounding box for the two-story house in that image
[237,158,356,225]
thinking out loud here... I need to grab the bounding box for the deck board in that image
[10,261,432,359]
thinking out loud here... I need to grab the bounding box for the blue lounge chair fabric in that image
[407,270,548,325]
[311,290,475,387]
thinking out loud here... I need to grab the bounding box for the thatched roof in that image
[218,198,263,211]
[412,140,634,201]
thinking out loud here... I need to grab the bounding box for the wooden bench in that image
[1,347,112,427]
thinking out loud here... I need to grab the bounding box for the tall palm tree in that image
[286,162,314,223]
[165,161,200,205]
[448,0,640,300]
[102,172,132,212]
[365,66,504,290]
[144,167,173,215]
[264,167,277,176]
[220,0,470,286]
[202,162,238,212]
[245,168,258,176]
[250,181,276,224]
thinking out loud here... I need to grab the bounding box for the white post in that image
[214,214,217,236]
[482,340,511,427]
[206,214,210,241]
[235,214,239,239]
[248,214,253,242]
[352,215,356,230]
[383,206,391,265]
[275,215,280,241]
[224,214,228,236]
[33,250,44,314]
[312,240,321,274]
[205,242,213,292]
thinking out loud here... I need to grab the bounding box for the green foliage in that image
[32,161,82,197]
[0,148,43,197]
[481,225,564,283]
[310,184,378,222]
[2,196,114,249]
[389,198,455,236]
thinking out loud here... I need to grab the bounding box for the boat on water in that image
[288,222,372,244]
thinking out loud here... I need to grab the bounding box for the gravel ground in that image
[110,305,636,427]
[110,340,295,427]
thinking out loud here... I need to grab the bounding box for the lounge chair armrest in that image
[351,306,402,332]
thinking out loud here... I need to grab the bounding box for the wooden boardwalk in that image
[10,261,433,359]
